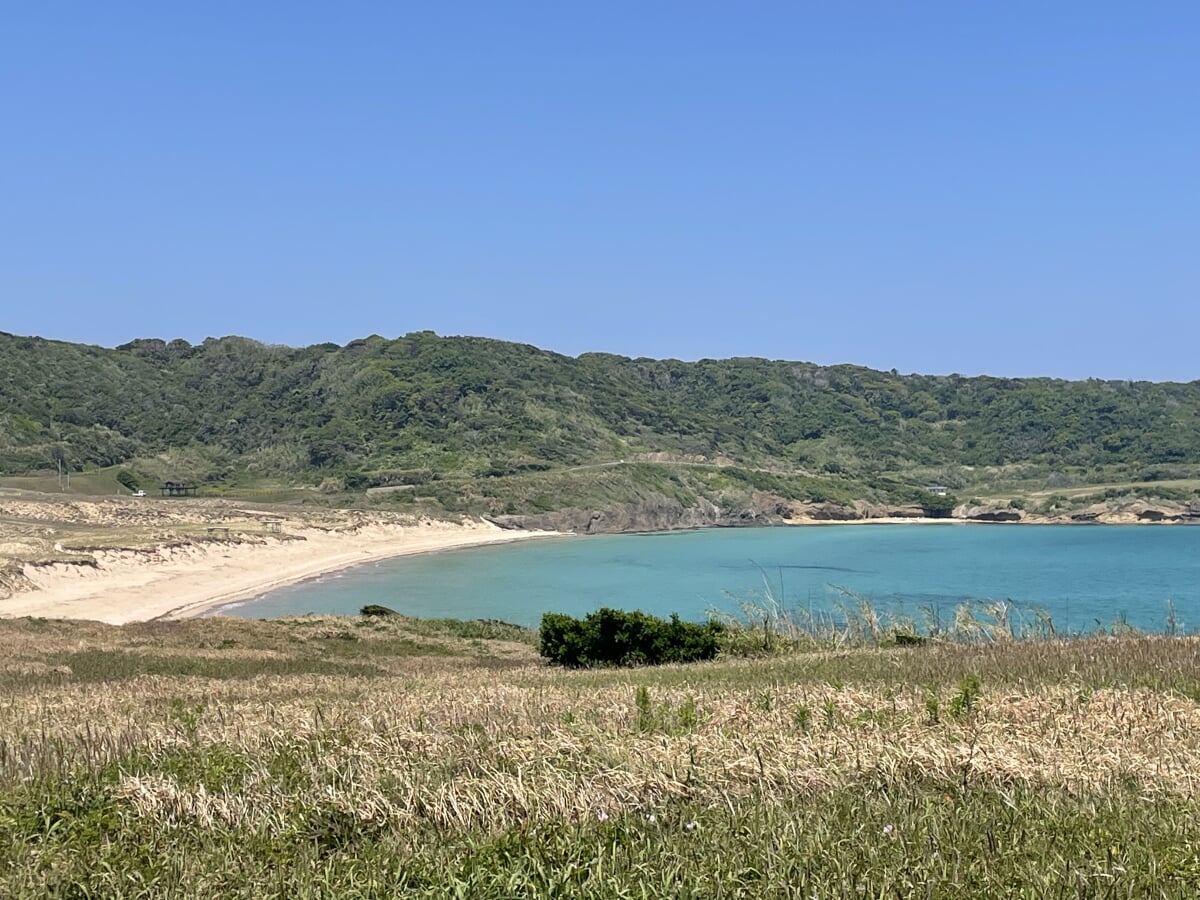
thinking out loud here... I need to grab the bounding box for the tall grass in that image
[712,575,1156,657]
[5,616,1200,896]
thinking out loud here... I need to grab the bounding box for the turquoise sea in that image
[217,524,1200,635]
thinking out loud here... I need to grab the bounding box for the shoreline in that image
[2,521,563,625]
[3,507,1194,627]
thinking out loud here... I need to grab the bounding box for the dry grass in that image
[4,619,1200,810]
[5,617,1200,896]
[76,678,1200,835]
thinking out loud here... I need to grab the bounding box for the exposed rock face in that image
[488,492,1200,535]
[954,503,1024,523]
[1086,500,1194,524]
[848,502,928,520]
[580,496,728,533]
[970,510,1023,522]
[488,494,793,534]
[492,494,974,534]
[789,501,861,521]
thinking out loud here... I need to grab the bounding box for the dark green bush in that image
[922,493,958,517]
[360,604,399,617]
[539,607,724,668]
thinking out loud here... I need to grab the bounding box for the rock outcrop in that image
[487,493,795,534]
[954,503,1025,523]
[488,492,1200,535]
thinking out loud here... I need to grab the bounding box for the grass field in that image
[0,470,132,497]
[4,614,1200,897]
[937,462,1200,504]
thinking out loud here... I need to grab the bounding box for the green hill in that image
[2,330,1198,517]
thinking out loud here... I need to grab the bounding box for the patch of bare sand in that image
[3,520,562,624]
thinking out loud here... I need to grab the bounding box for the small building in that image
[161,481,198,497]
[926,485,950,497]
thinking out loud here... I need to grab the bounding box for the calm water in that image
[217,525,1200,634]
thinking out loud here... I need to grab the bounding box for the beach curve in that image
[2,519,563,625]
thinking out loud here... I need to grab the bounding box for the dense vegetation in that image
[539,608,724,667]
[2,329,1199,513]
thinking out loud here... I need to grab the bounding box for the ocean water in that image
[217,524,1200,634]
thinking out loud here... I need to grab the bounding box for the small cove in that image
[217,524,1200,635]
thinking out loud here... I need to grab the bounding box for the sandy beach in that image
[2,482,1189,628]
[2,519,561,625]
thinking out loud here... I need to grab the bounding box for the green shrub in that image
[115,468,139,491]
[360,604,399,617]
[922,493,957,517]
[635,685,654,731]
[539,607,724,668]
[950,674,982,718]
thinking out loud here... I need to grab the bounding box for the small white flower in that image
[647,814,657,824]
[882,824,895,836]
[596,811,609,822]
[685,820,699,831]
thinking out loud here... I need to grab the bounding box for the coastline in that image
[2,498,1194,627]
[782,515,968,526]
[2,521,563,625]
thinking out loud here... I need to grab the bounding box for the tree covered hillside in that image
[2,330,1199,504]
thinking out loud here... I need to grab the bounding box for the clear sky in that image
[2,3,1197,380]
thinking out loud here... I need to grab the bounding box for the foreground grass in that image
[3,618,1200,896]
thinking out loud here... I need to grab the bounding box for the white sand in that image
[2,521,561,624]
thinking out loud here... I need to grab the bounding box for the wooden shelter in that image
[160,481,198,497]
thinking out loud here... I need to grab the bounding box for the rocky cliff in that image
[489,493,1200,534]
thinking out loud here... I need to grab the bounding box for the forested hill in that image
[2,330,1199,512]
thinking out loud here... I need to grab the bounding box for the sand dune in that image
[3,520,560,624]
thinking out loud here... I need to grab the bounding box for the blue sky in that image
[2,3,1197,380]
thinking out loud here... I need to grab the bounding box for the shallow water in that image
[217,524,1200,634]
